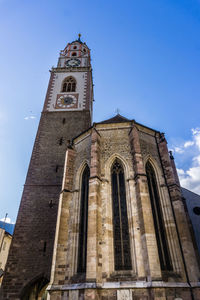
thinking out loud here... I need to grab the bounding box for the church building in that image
[1,37,200,300]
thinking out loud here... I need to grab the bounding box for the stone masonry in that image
[2,37,200,300]
[47,117,200,300]
[1,37,93,300]
[1,111,91,299]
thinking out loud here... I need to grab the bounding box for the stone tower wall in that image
[1,110,91,299]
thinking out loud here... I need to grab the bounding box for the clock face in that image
[63,96,73,105]
[57,94,77,108]
[65,58,81,67]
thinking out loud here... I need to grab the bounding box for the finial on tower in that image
[78,33,81,42]
[115,108,120,115]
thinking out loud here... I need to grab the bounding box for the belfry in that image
[1,37,200,300]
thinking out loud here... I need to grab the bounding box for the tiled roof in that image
[99,114,131,124]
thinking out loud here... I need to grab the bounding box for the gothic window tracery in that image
[62,76,76,92]
[146,161,172,271]
[77,165,90,273]
[111,159,132,271]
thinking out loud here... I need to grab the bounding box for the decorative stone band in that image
[60,188,80,194]
[47,281,200,291]
[60,188,75,193]
[51,66,92,73]
[24,184,62,186]
[133,173,147,180]
[89,175,102,181]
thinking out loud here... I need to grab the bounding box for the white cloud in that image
[171,128,200,155]
[24,115,36,120]
[0,217,15,224]
[184,141,194,148]
[177,168,185,175]
[174,128,200,195]
[187,166,200,181]
[174,146,184,154]
[193,155,200,164]
[178,166,200,194]
[192,128,200,150]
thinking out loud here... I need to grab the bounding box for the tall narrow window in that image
[62,76,76,92]
[111,159,132,271]
[146,162,172,271]
[77,165,90,273]
[62,82,67,92]
[72,82,76,92]
[67,82,71,92]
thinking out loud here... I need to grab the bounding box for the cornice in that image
[51,66,92,73]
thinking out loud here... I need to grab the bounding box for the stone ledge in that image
[47,282,96,291]
[47,281,200,291]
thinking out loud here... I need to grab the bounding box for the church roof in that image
[98,114,131,124]
[72,114,160,144]
[0,221,15,236]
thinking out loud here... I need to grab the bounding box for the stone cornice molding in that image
[51,66,92,73]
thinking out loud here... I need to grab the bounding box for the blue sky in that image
[0,0,200,222]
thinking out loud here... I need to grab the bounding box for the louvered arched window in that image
[77,165,90,273]
[111,159,132,271]
[62,76,76,93]
[146,161,172,271]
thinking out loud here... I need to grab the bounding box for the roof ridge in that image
[99,114,131,124]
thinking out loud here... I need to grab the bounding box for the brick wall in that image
[1,110,91,299]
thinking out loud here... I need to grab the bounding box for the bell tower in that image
[44,34,93,114]
[2,36,93,299]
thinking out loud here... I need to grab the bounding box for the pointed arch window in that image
[77,165,90,273]
[21,277,48,300]
[111,159,132,271]
[146,161,172,271]
[62,77,76,93]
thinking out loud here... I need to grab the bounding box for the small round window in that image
[193,207,200,215]
[73,46,77,50]
[72,52,77,57]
